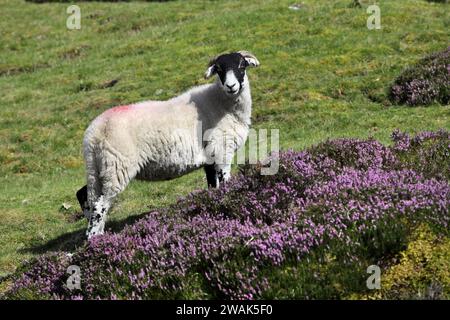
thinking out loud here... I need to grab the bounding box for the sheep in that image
[76,51,260,239]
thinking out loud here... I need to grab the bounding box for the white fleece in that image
[82,75,252,235]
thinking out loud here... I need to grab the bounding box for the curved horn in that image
[238,51,260,67]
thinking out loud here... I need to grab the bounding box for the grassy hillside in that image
[0,0,448,288]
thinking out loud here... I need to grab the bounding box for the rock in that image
[61,202,72,210]
[288,3,304,11]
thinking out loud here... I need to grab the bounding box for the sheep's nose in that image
[226,83,236,89]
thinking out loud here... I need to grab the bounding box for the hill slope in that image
[0,0,449,293]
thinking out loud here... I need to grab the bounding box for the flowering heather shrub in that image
[308,138,398,171]
[389,47,449,106]
[391,129,450,180]
[4,130,450,300]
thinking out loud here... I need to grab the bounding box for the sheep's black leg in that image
[76,185,88,211]
[204,164,217,188]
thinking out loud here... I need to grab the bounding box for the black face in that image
[213,52,249,90]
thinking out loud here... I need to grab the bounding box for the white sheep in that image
[76,51,260,238]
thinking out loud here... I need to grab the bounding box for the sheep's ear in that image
[205,55,220,79]
[204,65,216,79]
[238,51,260,67]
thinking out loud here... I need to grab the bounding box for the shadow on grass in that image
[19,210,151,255]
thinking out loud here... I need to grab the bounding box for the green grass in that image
[0,0,449,283]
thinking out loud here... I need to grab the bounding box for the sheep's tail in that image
[83,112,110,206]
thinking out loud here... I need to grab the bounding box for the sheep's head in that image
[205,51,260,97]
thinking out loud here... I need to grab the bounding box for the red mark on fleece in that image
[108,105,131,113]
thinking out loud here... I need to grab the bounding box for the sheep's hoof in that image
[86,230,104,240]
[86,224,105,240]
